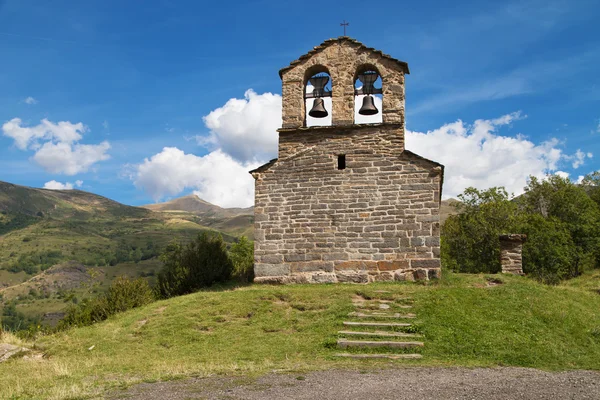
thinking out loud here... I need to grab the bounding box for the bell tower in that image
[250,37,444,284]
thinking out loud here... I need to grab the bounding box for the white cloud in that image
[133,147,260,208]
[43,180,83,190]
[33,141,110,175]
[567,149,592,168]
[201,89,281,163]
[24,97,38,105]
[555,171,570,179]
[2,118,110,175]
[406,111,584,198]
[3,118,86,150]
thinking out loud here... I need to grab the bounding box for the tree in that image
[520,175,600,273]
[582,171,600,208]
[156,232,233,298]
[229,236,254,282]
[442,187,519,273]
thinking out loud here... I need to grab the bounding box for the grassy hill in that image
[1,271,599,399]
[0,181,249,325]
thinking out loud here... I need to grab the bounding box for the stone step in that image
[343,321,413,328]
[338,330,422,338]
[348,312,416,319]
[337,339,424,349]
[355,304,413,310]
[335,353,423,360]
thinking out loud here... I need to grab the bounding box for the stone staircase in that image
[335,292,424,360]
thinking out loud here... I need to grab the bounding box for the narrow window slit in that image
[337,154,346,170]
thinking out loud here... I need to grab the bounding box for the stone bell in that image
[308,98,328,118]
[358,95,378,116]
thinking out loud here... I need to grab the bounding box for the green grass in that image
[1,272,600,399]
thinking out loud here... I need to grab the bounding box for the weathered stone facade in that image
[499,234,527,275]
[250,37,444,283]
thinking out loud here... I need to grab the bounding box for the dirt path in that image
[109,367,600,399]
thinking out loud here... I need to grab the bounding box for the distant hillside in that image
[0,181,148,220]
[0,181,237,277]
[143,194,253,217]
[143,195,254,239]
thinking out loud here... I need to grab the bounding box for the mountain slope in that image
[0,181,236,275]
[143,194,253,218]
[142,194,254,239]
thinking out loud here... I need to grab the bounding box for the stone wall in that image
[499,234,527,275]
[280,38,407,128]
[251,125,443,284]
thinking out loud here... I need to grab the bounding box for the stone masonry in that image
[499,234,527,275]
[250,37,444,283]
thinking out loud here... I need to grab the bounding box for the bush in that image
[229,236,254,282]
[519,214,577,284]
[59,277,154,329]
[156,232,233,298]
[442,175,600,284]
[441,187,518,274]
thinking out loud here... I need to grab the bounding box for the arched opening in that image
[354,66,383,124]
[304,66,332,127]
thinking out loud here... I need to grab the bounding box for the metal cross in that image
[340,20,349,36]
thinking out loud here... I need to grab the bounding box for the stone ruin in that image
[250,37,444,283]
[499,234,527,275]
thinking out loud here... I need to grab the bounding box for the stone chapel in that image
[250,37,444,284]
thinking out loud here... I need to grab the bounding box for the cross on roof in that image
[340,20,349,36]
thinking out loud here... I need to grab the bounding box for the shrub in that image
[441,187,518,274]
[59,277,154,329]
[519,214,577,284]
[229,236,254,282]
[156,232,233,298]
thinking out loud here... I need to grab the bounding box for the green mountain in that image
[0,181,255,277]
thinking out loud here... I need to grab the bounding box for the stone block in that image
[394,270,415,282]
[428,268,441,280]
[254,263,290,277]
[411,259,441,269]
[336,272,369,283]
[377,260,409,271]
[290,261,334,273]
[310,273,337,283]
[261,254,284,264]
[413,269,428,280]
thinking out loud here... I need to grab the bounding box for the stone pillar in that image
[499,234,527,275]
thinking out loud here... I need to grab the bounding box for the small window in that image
[337,154,346,170]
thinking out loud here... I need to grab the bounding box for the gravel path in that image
[109,367,600,399]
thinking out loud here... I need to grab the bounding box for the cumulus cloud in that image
[24,97,38,105]
[33,141,111,175]
[2,118,87,150]
[406,111,590,198]
[43,180,83,190]
[2,118,110,175]
[201,89,281,163]
[567,149,593,168]
[132,147,260,208]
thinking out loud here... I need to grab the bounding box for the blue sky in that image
[0,0,598,207]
